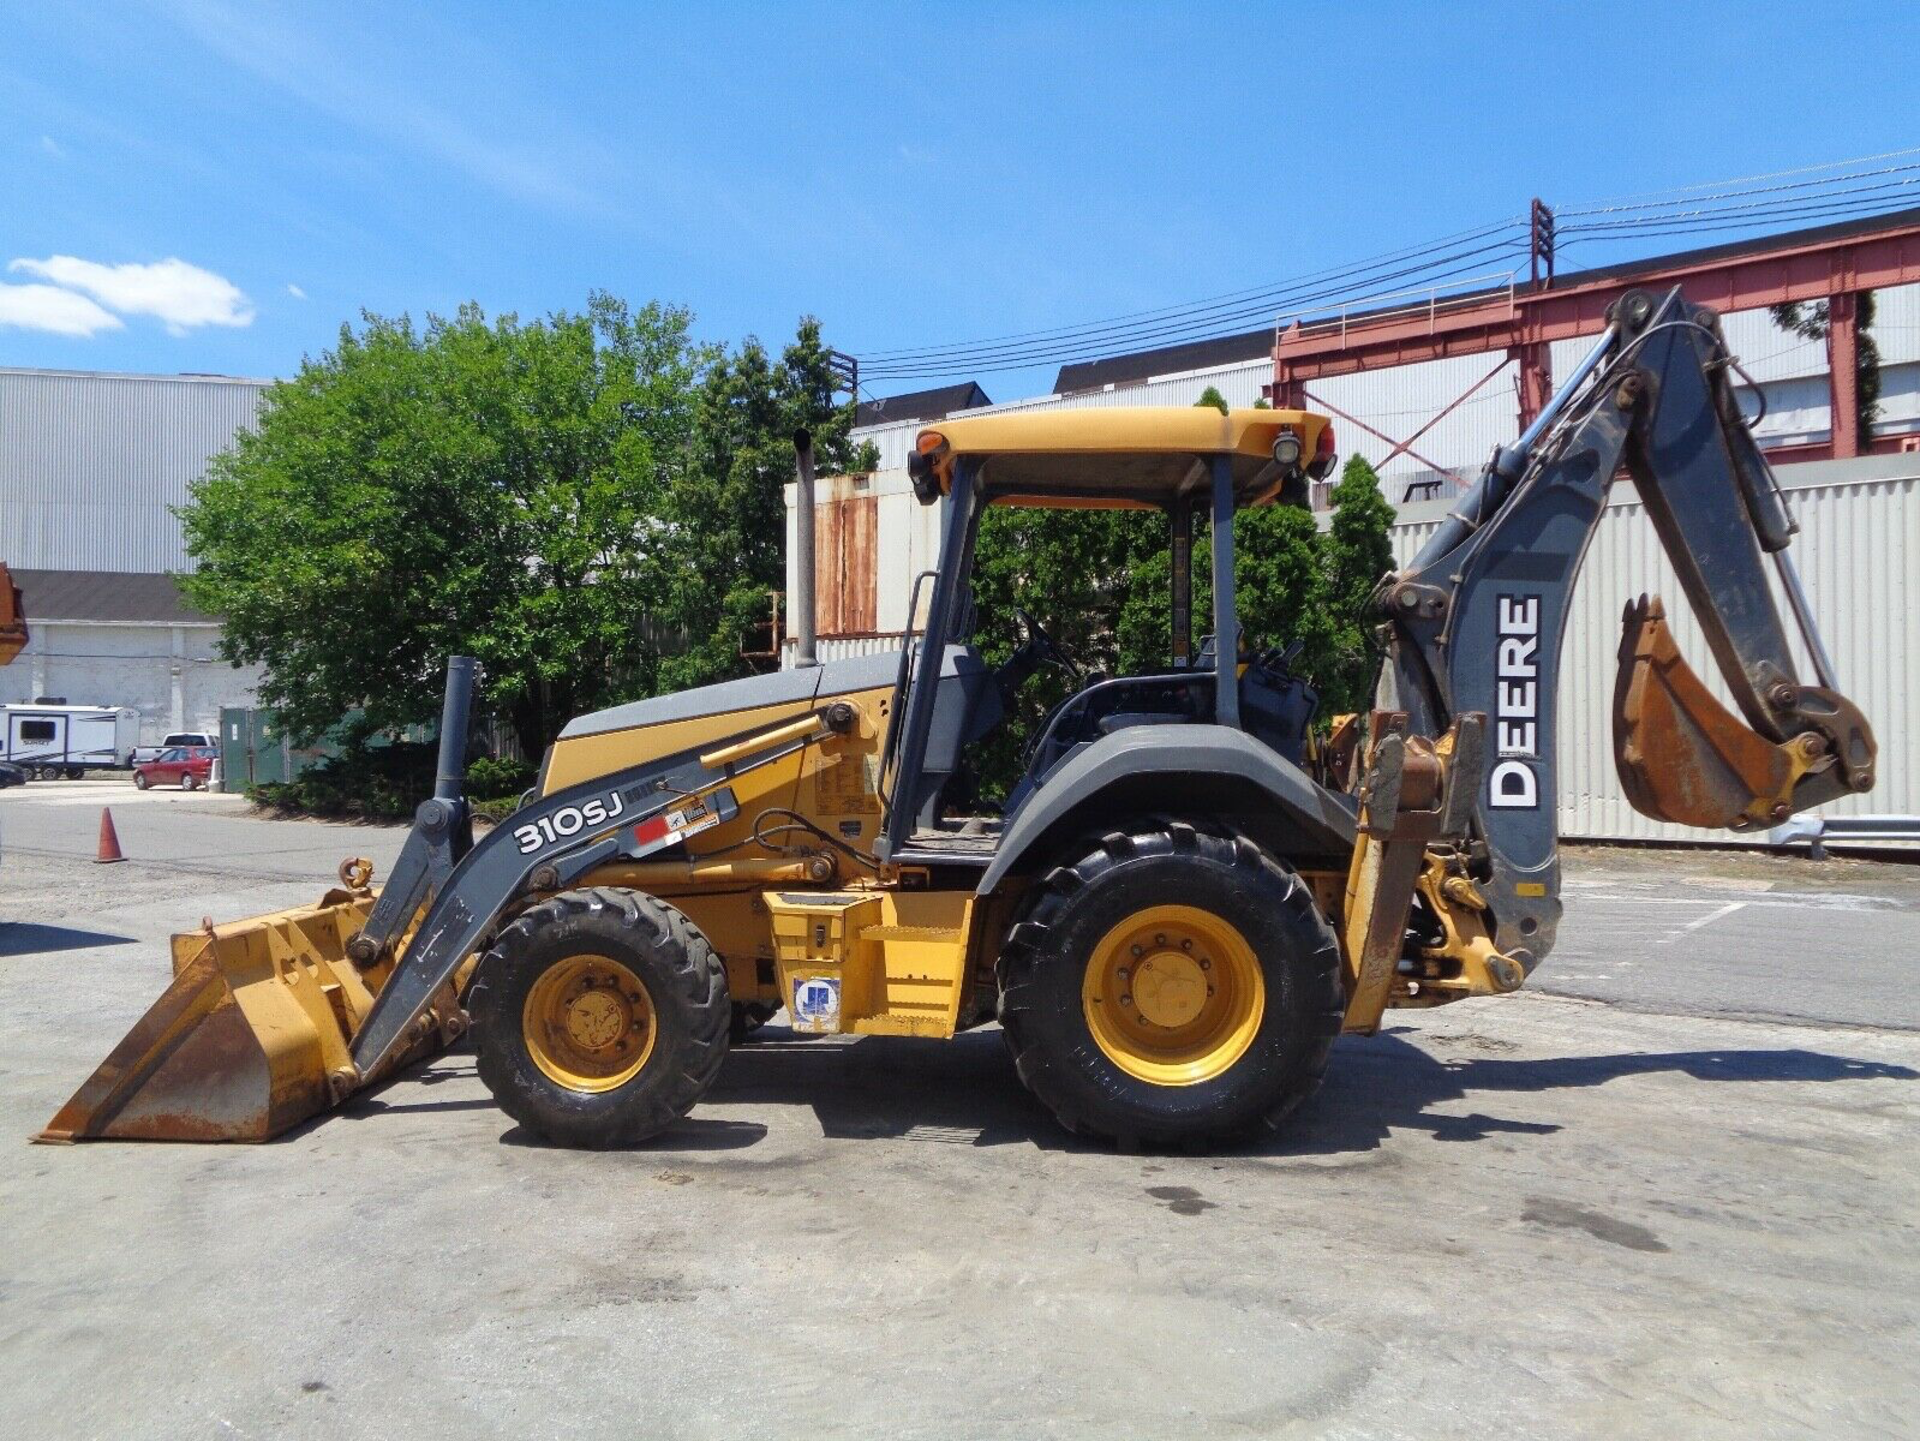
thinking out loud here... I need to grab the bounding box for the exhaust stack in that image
[793,429,818,668]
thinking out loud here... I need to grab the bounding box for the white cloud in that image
[286,283,306,299]
[39,135,64,159]
[0,283,123,337]
[8,255,254,334]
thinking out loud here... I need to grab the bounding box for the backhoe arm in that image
[1378,287,1875,969]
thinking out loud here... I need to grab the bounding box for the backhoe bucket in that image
[38,883,467,1143]
[1612,595,1817,830]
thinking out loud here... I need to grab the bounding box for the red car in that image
[133,745,216,790]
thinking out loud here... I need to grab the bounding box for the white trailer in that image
[3,704,140,778]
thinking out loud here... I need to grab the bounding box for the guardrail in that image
[1767,814,1920,859]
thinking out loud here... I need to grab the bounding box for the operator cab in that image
[876,406,1340,865]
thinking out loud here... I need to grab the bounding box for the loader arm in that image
[1380,287,1875,968]
[345,699,856,1083]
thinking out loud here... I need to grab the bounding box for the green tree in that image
[967,450,1395,797]
[656,318,865,692]
[1315,454,1396,713]
[1194,385,1229,414]
[1770,294,1882,437]
[180,295,706,756]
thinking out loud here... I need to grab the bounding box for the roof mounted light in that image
[1271,426,1304,469]
[1306,422,1338,481]
[908,430,949,505]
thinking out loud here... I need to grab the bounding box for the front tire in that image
[998,824,1343,1149]
[133,771,150,790]
[468,888,729,1148]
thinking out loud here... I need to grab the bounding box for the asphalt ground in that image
[1,786,1916,1438]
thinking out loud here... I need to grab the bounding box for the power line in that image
[1558,177,1920,234]
[862,237,1531,377]
[1556,192,1920,249]
[1556,146,1920,211]
[1557,160,1920,219]
[858,218,1526,364]
[855,152,1920,385]
[860,245,1528,377]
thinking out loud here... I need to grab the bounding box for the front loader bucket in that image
[1613,595,1816,830]
[38,886,468,1143]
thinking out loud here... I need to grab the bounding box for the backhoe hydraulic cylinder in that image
[1497,321,1620,478]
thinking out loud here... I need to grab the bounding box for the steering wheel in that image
[1015,607,1078,677]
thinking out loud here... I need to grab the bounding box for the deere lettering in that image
[1489,594,1540,809]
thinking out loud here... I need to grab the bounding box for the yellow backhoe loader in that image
[42,288,1876,1149]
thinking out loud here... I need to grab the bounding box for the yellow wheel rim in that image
[1081,904,1264,1086]
[523,954,658,1093]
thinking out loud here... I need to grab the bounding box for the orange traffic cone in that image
[96,807,125,865]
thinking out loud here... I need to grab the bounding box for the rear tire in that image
[997,824,1343,1149]
[468,888,729,1148]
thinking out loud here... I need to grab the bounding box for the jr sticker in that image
[512,790,627,854]
[629,797,725,855]
[792,977,841,1033]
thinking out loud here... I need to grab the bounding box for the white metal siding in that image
[1393,455,1918,841]
[0,368,269,574]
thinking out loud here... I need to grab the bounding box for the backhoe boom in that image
[1380,287,1876,967]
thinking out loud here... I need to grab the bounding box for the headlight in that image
[1271,428,1304,468]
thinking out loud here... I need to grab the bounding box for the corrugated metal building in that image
[0,368,270,741]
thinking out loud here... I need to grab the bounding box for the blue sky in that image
[5,1,1918,400]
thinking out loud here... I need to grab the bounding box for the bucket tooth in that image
[38,890,464,1143]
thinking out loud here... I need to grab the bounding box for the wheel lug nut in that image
[1120,995,1133,1007]
[1181,939,1192,951]
[1130,945,1143,957]
[1117,967,1130,980]
[1154,934,1166,946]
[1199,958,1211,971]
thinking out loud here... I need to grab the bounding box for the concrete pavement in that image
[1,800,1916,1439]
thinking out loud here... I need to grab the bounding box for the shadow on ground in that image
[500,1117,770,1152]
[686,1025,1920,1156]
[0,922,137,957]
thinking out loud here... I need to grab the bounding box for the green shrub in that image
[466,755,535,798]
[250,744,534,823]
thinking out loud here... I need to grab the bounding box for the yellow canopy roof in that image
[917,406,1333,507]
